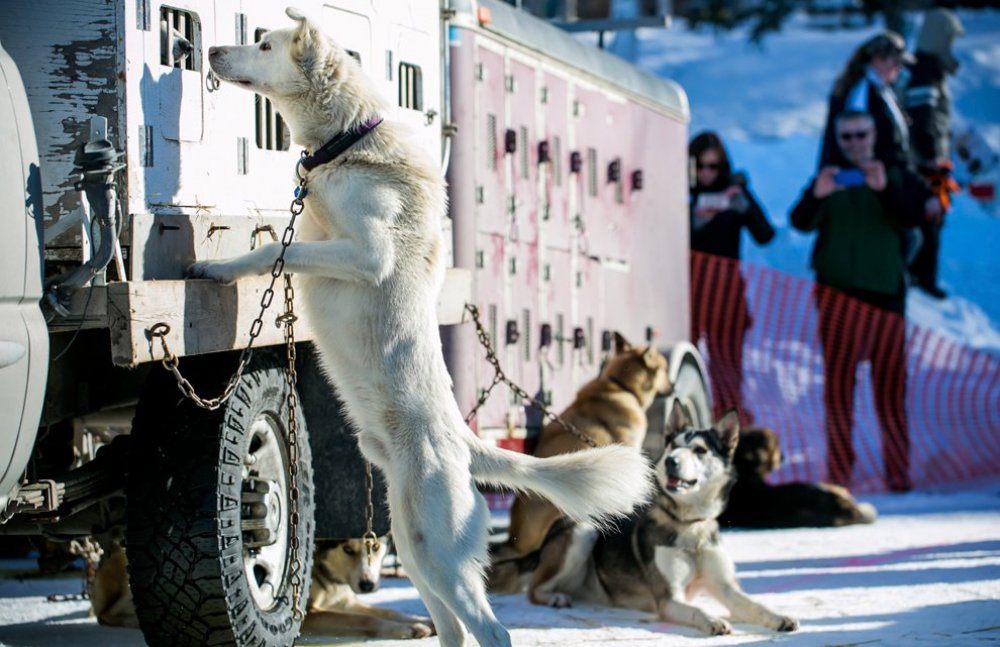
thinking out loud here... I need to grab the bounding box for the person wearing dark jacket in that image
[819,31,915,173]
[689,131,775,424]
[903,6,965,299]
[791,110,923,492]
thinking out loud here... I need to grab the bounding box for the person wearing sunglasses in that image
[791,110,926,493]
[819,31,915,175]
[688,131,775,425]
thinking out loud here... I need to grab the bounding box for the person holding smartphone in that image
[791,110,925,492]
[688,131,775,425]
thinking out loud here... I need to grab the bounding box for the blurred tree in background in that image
[673,0,994,41]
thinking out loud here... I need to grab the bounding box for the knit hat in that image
[916,8,964,72]
[862,31,916,65]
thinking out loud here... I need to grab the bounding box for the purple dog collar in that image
[299,115,383,172]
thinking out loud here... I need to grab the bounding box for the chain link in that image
[463,303,597,449]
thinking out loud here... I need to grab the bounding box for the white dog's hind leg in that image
[402,561,466,647]
[391,481,511,647]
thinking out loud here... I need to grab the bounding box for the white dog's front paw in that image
[188,260,238,284]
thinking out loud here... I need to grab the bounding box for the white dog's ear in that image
[287,6,325,65]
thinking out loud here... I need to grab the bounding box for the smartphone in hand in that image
[834,168,866,188]
[696,192,730,210]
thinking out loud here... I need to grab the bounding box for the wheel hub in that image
[240,414,290,611]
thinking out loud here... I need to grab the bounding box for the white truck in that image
[0,1,709,644]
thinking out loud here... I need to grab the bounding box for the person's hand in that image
[695,205,721,221]
[813,166,841,199]
[724,185,743,200]
[925,196,945,223]
[862,160,887,192]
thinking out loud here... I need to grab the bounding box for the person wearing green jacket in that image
[791,110,924,492]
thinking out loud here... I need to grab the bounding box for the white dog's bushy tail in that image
[468,438,652,526]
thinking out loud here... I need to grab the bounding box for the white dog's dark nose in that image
[359,580,375,593]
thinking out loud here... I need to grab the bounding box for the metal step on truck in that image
[0,0,710,644]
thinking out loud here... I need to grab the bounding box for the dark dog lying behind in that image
[719,428,876,529]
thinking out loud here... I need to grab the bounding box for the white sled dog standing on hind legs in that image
[192,8,653,647]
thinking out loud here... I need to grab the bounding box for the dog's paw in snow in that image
[776,615,799,632]
[706,617,732,635]
[549,592,573,608]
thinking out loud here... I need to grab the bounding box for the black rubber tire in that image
[126,350,314,647]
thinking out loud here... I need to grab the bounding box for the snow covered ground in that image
[1,485,999,646]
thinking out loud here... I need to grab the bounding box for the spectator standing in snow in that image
[820,31,915,173]
[792,110,923,492]
[903,6,965,300]
[688,131,775,425]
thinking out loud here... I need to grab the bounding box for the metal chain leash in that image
[46,537,103,603]
[148,159,310,621]
[463,303,597,449]
[280,267,305,621]
[362,460,381,565]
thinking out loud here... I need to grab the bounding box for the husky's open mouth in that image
[665,475,698,492]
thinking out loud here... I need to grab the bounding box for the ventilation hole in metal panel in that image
[398,62,423,111]
[487,114,498,171]
[160,7,201,71]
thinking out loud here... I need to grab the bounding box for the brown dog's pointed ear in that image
[667,399,691,434]
[614,332,632,354]
[717,409,741,457]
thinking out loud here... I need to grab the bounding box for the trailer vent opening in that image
[398,62,423,111]
[160,7,200,71]
[253,28,290,151]
[487,114,498,171]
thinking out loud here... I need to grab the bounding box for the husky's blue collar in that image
[298,115,383,173]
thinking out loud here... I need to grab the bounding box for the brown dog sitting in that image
[488,332,671,593]
[719,427,877,529]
